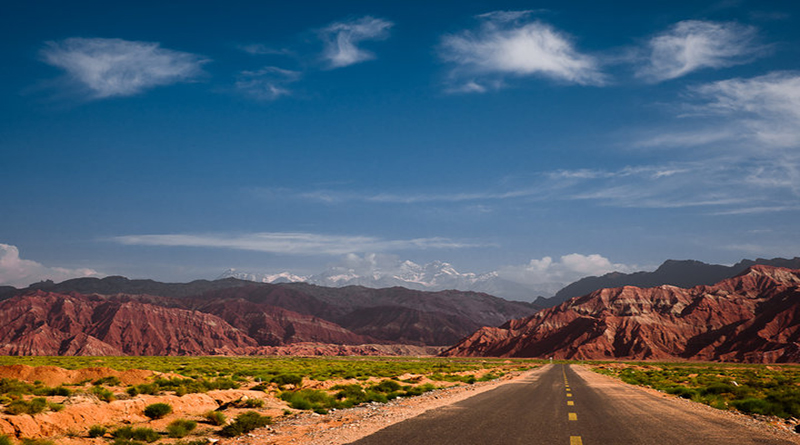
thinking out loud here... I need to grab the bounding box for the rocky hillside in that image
[443,266,800,363]
[536,257,800,307]
[0,277,538,355]
[0,291,258,355]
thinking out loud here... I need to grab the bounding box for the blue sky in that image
[1,0,799,289]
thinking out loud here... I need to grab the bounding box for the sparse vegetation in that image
[4,397,49,415]
[88,424,108,438]
[593,362,800,419]
[219,411,272,437]
[91,385,116,402]
[166,419,197,438]
[143,402,172,419]
[112,426,160,443]
[204,410,227,425]
[93,376,121,386]
[0,435,12,445]
[20,439,55,445]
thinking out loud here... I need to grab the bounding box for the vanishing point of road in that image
[351,364,797,445]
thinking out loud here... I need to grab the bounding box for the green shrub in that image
[219,411,271,437]
[127,383,159,396]
[48,402,64,412]
[271,374,302,387]
[34,386,71,397]
[144,402,172,419]
[5,397,49,415]
[0,378,35,396]
[93,376,122,386]
[701,382,737,396]
[88,424,107,438]
[166,419,197,438]
[0,435,12,445]
[243,398,264,408]
[204,410,226,425]
[21,439,55,445]
[91,385,116,402]
[404,383,437,396]
[250,382,270,391]
[732,397,775,416]
[371,380,402,393]
[280,389,337,412]
[666,386,697,400]
[113,426,160,443]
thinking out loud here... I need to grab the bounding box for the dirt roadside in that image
[223,365,553,445]
[570,365,800,444]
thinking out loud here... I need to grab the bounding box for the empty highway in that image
[350,364,798,445]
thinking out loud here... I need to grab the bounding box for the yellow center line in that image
[567,401,574,406]
[568,412,577,421]
[567,393,572,397]
[570,436,583,445]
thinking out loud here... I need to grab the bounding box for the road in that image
[350,364,798,445]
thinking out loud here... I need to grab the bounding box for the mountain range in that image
[536,257,800,307]
[444,265,800,363]
[2,257,799,362]
[217,260,552,302]
[0,276,537,355]
[221,257,800,304]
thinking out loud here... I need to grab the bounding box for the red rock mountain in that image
[0,291,258,355]
[0,277,537,355]
[443,266,800,363]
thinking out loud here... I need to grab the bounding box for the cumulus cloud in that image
[40,37,208,98]
[637,20,762,82]
[439,10,604,92]
[235,66,301,100]
[0,243,101,288]
[320,16,393,68]
[498,254,637,287]
[113,232,484,256]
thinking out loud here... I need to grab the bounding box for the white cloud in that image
[0,243,101,288]
[637,20,762,82]
[320,16,393,68]
[113,232,484,256]
[41,37,208,99]
[498,254,637,287]
[439,10,604,92]
[235,66,301,100]
[690,72,800,148]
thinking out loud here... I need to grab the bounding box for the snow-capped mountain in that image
[217,260,552,302]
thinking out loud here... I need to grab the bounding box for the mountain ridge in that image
[443,265,800,363]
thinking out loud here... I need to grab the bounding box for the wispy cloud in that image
[439,10,605,92]
[689,71,800,148]
[238,43,293,56]
[636,20,763,82]
[113,232,484,256]
[0,243,101,288]
[296,188,543,204]
[235,66,301,100]
[320,16,393,69]
[261,156,797,215]
[40,37,208,99]
[636,71,800,198]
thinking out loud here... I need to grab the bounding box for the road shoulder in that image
[225,364,552,445]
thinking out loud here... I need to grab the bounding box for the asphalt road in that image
[350,364,798,445]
